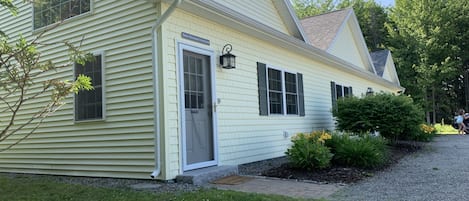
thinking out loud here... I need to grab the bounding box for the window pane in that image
[33,0,91,29]
[75,55,103,121]
[197,93,204,109]
[190,94,197,108]
[286,94,298,114]
[185,93,190,108]
[269,92,283,114]
[268,68,283,114]
[268,69,282,91]
[344,87,350,97]
[285,72,297,93]
[336,85,343,98]
[80,0,91,13]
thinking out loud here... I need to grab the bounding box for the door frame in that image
[177,42,218,171]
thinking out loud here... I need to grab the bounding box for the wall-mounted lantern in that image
[366,87,374,96]
[219,44,236,69]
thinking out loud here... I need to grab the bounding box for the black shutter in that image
[331,81,337,111]
[257,62,268,116]
[349,86,353,96]
[297,73,305,116]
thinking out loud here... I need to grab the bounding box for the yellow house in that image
[0,0,403,182]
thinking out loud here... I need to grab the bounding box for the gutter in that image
[151,0,184,179]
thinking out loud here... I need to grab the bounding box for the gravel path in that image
[331,135,469,201]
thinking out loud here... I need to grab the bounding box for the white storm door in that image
[179,44,217,171]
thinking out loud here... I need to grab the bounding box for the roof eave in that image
[179,0,402,91]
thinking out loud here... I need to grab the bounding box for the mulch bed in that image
[260,142,422,184]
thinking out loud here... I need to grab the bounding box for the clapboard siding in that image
[0,1,159,179]
[162,7,399,179]
[212,0,290,35]
[328,23,368,70]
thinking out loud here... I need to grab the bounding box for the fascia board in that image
[272,0,310,44]
[180,0,402,91]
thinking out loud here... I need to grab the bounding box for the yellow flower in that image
[420,124,435,134]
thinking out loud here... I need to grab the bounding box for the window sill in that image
[32,11,93,35]
[74,118,105,124]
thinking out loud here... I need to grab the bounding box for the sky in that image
[375,0,395,7]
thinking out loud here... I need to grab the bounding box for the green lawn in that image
[0,175,323,201]
[434,124,458,134]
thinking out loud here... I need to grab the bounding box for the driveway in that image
[331,135,469,201]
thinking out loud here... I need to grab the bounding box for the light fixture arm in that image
[222,44,232,54]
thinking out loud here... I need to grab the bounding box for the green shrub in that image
[325,133,389,169]
[286,133,333,170]
[332,93,424,141]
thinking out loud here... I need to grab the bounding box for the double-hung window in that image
[284,72,299,115]
[75,54,103,121]
[268,68,284,114]
[258,62,305,116]
[33,0,91,29]
[331,81,353,110]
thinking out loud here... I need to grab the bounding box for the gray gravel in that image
[331,135,469,201]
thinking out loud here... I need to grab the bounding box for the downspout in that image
[151,0,184,179]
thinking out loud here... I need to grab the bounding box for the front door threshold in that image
[176,165,238,185]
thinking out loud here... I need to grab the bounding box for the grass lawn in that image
[0,174,323,201]
[434,124,458,135]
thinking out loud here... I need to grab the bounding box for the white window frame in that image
[73,51,106,123]
[335,84,352,99]
[266,65,299,116]
[32,0,94,31]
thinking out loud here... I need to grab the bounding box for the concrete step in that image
[176,165,238,185]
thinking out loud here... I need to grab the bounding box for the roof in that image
[178,0,403,91]
[370,49,389,77]
[300,9,351,50]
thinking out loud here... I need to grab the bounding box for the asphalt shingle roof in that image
[370,49,389,77]
[300,9,351,50]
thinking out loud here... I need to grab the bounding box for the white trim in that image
[265,65,299,116]
[271,0,309,43]
[73,50,106,123]
[177,42,218,172]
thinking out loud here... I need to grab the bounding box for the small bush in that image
[286,132,333,170]
[325,133,389,169]
[333,93,424,141]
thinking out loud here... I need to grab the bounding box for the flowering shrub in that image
[420,124,436,134]
[286,131,333,170]
[292,130,332,144]
[412,124,437,142]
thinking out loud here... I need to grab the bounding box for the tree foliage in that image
[386,0,469,122]
[0,1,93,151]
[293,0,469,123]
